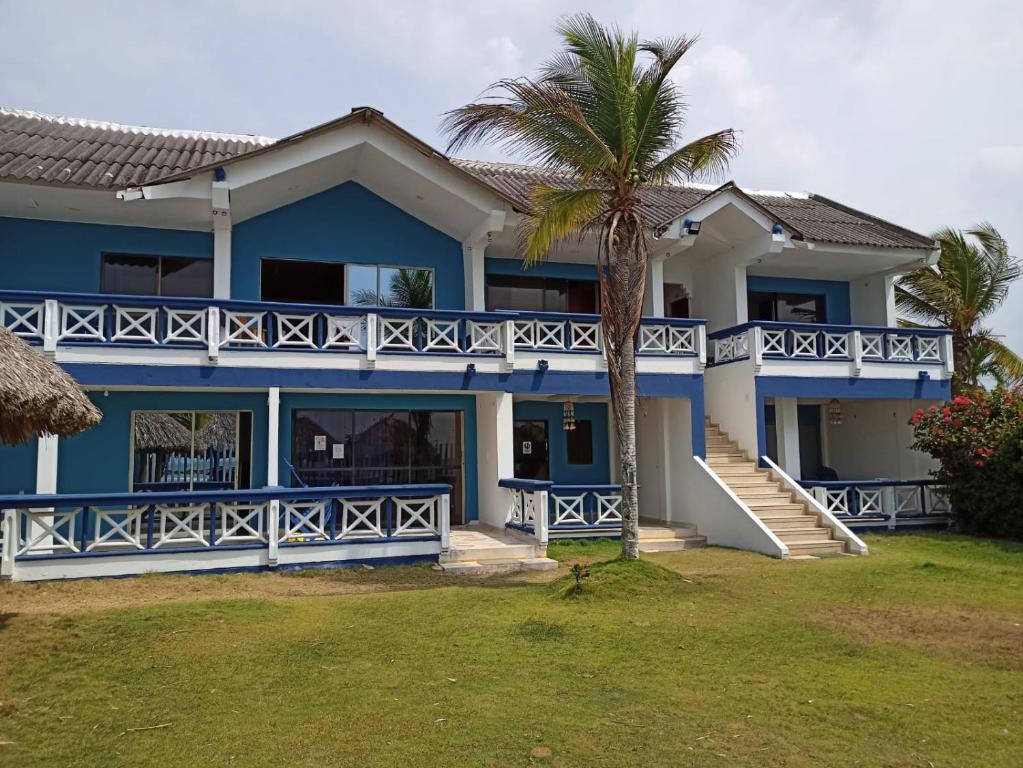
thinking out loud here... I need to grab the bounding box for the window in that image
[663,282,690,318]
[131,411,252,491]
[486,274,599,313]
[346,265,435,308]
[261,259,345,305]
[291,409,464,523]
[747,291,826,324]
[101,254,213,298]
[566,420,594,465]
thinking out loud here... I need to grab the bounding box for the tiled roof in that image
[453,159,935,250]
[0,107,933,249]
[0,107,274,189]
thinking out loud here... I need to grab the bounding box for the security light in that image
[683,218,701,235]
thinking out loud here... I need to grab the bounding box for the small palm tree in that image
[897,223,1022,392]
[443,14,738,558]
[352,268,434,309]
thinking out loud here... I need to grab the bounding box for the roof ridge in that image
[0,106,277,146]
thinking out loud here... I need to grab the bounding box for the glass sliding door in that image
[291,409,465,523]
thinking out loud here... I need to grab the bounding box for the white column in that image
[775,397,801,480]
[212,180,232,299]
[733,264,749,325]
[643,255,666,316]
[475,392,515,528]
[266,388,280,487]
[462,237,487,311]
[36,435,58,493]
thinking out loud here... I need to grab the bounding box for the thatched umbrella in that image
[132,412,193,451]
[0,326,102,445]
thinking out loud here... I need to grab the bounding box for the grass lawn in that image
[1,533,1021,767]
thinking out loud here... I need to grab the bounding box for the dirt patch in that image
[823,605,1023,665]
[0,563,560,617]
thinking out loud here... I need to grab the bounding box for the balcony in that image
[707,321,953,381]
[0,291,707,384]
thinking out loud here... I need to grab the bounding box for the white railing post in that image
[503,319,516,368]
[267,499,280,566]
[851,330,863,377]
[207,306,220,363]
[750,325,763,371]
[696,325,707,369]
[42,299,59,354]
[365,313,378,367]
[883,485,897,530]
[440,493,451,552]
[942,334,955,379]
[0,508,17,579]
[535,489,549,552]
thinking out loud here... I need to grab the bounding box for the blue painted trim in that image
[499,478,553,491]
[485,257,597,281]
[755,375,951,401]
[61,363,705,399]
[746,276,851,324]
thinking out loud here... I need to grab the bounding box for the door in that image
[514,420,549,480]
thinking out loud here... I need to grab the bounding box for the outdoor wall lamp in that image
[683,218,701,235]
[537,359,549,372]
[465,363,476,377]
[828,398,843,426]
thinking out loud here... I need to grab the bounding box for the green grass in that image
[1,533,1021,767]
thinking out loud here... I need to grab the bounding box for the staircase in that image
[704,421,848,558]
[438,525,558,575]
[638,522,707,553]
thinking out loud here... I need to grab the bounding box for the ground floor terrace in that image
[0,385,710,581]
[1,533,1019,767]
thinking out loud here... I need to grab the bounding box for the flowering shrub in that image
[910,388,1023,539]
[569,561,591,593]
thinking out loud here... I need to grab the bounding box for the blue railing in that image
[498,479,623,535]
[798,479,949,524]
[707,321,951,367]
[0,289,705,360]
[0,483,451,560]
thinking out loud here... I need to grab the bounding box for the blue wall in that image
[232,182,465,309]
[485,257,597,281]
[56,391,269,494]
[0,217,212,293]
[746,276,851,324]
[0,437,37,495]
[278,392,479,521]
[512,400,610,485]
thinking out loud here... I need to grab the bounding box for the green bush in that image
[910,388,1023,539]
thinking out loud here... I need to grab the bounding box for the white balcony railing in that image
[0,291,706,367]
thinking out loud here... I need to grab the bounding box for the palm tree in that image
[896,223,1022,392]
[442,14,738,558]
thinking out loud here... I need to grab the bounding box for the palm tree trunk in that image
[616,332,640,559]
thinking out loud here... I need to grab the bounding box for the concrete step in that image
[438,557,558,576]
[638,524,699,540]
[705,436,737,447]
[705,449,748,460]
[787,540,846,557]
[775,527,834,543]
[440,543,540,563]
[736,485,791,496]
[708,461,761,473]
[724,476,782,487]
[638,535,707,553]
[743,495,799,507]
[760,514,821,528]
[707,457,758,470]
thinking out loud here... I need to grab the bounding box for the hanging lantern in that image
[562,400,577,431]
[828,398,843,426]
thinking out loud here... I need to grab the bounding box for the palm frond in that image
[646,129,740,183]
[519,186,605,266]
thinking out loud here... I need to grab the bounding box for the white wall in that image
[690,257,747,332]
[475,392,514,527]
[823,399,938,480]
[635,397,694,523]
[704,358,759,457]
[850,273,896,326]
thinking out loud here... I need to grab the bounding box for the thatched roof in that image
[133,412,193,451]
[0,326,102,444]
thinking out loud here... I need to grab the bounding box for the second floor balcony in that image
[0,290,707,383]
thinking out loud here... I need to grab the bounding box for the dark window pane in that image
[513,420,549,479]
[132,411,250,492]
[543,279,568,313]
[102,254,159,295]
[663,283,690,318]
[776,293,826,323]
[161,257,213,298]
[261,259,345,305]
[486,274,546,312]
[353,411,411,468]
[567,279,599,314]
[566,420,594,465]
[747,291,776,322]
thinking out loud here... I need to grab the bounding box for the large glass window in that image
[291,409,464,523]
[747,291,826,324]
[101,254,213,297]
[131,411,252,491]
[486,274,599,313]
[261,259,345,305]
[663,282,690,318]
[347,265,435,308]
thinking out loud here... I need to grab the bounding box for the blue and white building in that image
[0,107,952,580]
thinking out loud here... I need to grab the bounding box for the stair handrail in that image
[759,456,869,555]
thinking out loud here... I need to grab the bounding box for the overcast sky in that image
[2,0,1021,345]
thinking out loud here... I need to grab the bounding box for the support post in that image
[440,493,451,552]
[266,387,281,566]
[535,489,549,553]
[207,307,220,363]
[42,299,59,355]
[475,392,516,527]
[775,397,801,480]
[696,325,707,370]
[751,325,764,372]
[942,334,955,379]
[852,330,863,377]
[1,508,17,578]
[503,319,516,368]
[366,313,378,367]
[212,180,232,299]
